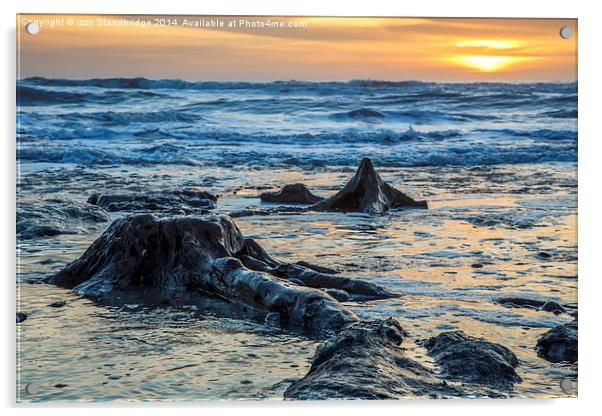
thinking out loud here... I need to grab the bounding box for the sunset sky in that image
[17,15,577,82]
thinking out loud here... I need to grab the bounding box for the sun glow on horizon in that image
[451,55,524,72]
[450,38,530,72]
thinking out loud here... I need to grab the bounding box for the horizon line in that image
[17,76,578,84]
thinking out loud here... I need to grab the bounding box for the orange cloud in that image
[17,15,577,81]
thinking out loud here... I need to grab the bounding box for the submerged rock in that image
[311,158,427,214]
[87,189,217,214]
[229,206,306,218]
[49,300,67,308]
[423,331,522,389]
[345,108,385,119]
[235,240,397,301]
[268,263,396,301]
[541,301,567,315]
[496,297,567,315]
[16,312,27,323]
[285,318,464,400]
[295,261,339,275]
[17,200,110,240]
[259,184,323,204]
[536,321,578,363]
[497,297,544,308]
[47,214,394,336]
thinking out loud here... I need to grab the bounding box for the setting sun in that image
[451,38,528,72]
[452,55,522,72]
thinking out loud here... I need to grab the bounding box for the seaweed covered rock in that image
[536,321,578,363]
[47,214,395,336]
[87,189,217,214]
[284,318,464,400]
[259,184,323,204]
[423,331,522,389]
[310,158,427,214]
[17,199,110,240]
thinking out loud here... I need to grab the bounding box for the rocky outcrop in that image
[87,189,217,214]
[47,214,396,336]
[284,319,464,400]
[229,158,427,218]
[423,331,522,389]
[17,199,110,240]
[259,184,323,204]
[310,158,427,214]
[536,321,578,363]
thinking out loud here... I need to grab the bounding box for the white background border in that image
[3,0,600,414]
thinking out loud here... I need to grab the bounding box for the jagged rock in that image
[87,189,217,214]
[496,297,567,315]
[536,321,577,363]
[284,318,464,400]
[231,158,426,217]
[46,214,394,336]
[310,158,427,214]
[17,312,27,323]
[259,184,323,204]
[399,125,420,141]
[423,331,522,389]
[17,199,110,240]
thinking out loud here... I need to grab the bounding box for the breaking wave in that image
[16,77,578,169]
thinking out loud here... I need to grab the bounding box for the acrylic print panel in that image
[16,15,578,402]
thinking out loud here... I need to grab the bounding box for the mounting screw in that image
[560,378,576,394]
[559,26,573,39]
[25,22,40,35]
[25,383,40,395]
